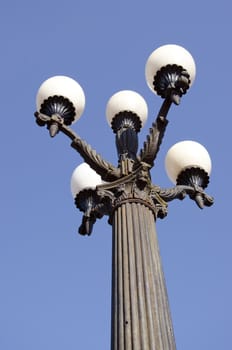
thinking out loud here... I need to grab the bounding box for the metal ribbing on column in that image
[111,202,176,350]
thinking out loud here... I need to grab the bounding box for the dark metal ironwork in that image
[34,69,214,349]
[34,112,120,182]
[37,95,76,137]
[40,95,76,124]
[139,98,171,166]
[153,64,191,105]
[177,166,209,188]
[113,112,140,165]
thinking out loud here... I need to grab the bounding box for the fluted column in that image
[111,201,176,350]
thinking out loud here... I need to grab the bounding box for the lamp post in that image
[34,44,213,350]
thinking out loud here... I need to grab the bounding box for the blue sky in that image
[0,0,231,349]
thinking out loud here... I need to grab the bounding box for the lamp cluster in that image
[35,44,213,219]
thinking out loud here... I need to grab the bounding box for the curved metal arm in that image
[34,112,120,182]
[138,98,172,166]
[153,184,214,209]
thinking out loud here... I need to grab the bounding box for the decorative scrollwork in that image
[34,112,120,182]
[71,137,120,182]
[154,184,214,209]
[138,98,171,166]
[138,68,192,168]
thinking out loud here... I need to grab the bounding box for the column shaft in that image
[111,202,176,350]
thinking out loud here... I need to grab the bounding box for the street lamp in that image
[34,44,213,349]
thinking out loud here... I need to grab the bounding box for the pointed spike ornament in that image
[49,122,59,137]
[195,193,205,209]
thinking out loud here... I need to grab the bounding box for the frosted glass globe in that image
[165,140,212,184]
[36,75,85,122]
[106,90,148,128]
[70,163,103,197]
[145,44,196,94]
